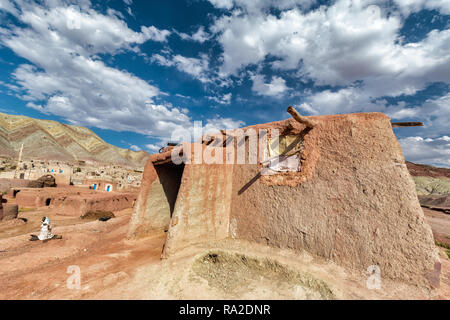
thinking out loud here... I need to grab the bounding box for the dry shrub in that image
[81,210,115,220]
[192,250,335,299]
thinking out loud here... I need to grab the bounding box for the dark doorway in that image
[19,173,25,179]
[13,189,20,198]
[154,162,184,217]
[45,198,51,206]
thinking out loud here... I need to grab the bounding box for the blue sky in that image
[0,0,449,166]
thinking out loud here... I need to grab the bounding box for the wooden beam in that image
[13,143,23,180]
[391,122,423,128]
[287,106,317,129]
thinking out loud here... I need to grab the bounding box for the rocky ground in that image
[0,200,448,300]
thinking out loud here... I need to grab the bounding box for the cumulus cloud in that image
[145,143,160,153]
[212,0,449,97]
[251,74,288,97]
[208,0,234,10]
[399,136,450,167]
[202,117,245,135]
[177,26,210,43]
[399,92,450,138]
[393,0,450,15]
[151,53,210,83]
[208,0,315,12]
[157,117,245,147]
[0,1,245,144]
[4,3,171,57]
[207,93,232,105]
[129,145,141,151]
[1,0,448,165]
[296,87,450,167]
[0,0,18,16]
[0,1,197,141]
[207,0,450,165]
[298,86,386,115]
[299,89,450,137]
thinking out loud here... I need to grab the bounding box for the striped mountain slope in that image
[0,112,149,167]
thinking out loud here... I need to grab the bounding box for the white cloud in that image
[202,117,245,135]
[394,0,450,15]
[251,74,288,97]
[0,1,189,138]
[212,2,403,80]
[211,0,450,99]
[403,92,450,137]
[0,1,246,146]
[151,117,245,145]
[297,87,384,115]
[0,0,18,16]
[208,0,315,12]
[172,54,209,81]
[299,88,450,136]
[151,53,210,83]
[4,3,171,59]
[145,144,160,153]
[209,0,450,167]
[208,0,234,10]
[129,145,141,151]
[126,6,134,17]
[297,88,450,167]
[399,136,450,167]
[207,93,232,104]
[150,54,172,66]
[2,0,448,166]
[141,25,171,42]
[177,26,210,43]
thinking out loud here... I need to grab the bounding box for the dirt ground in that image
[0,202,166,299]
[0,200,449,299]
[423,208,450,245]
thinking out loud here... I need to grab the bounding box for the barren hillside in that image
[406,162,450,198]
[407,161,450,179]
[0,112,149,167]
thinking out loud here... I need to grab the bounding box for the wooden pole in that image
[287,106,317,129]
[391,122,423,128]
[13,143,24,180]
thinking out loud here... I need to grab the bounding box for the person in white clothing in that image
[30,217,62,241]
[38,216,53,240]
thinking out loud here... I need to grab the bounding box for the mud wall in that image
[15,188,67,207]
[14,187,137,216]
[127,148,185,239]
[54,174,71,186]
[162,163,234,257]
[132,112,439,287]
[127,161,171,238]
[15,189,42,207]
[229,113,439,287]
[0,179,30,193]
[52,193,137,216]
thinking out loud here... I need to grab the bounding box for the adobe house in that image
[13,186,137,216]
[128,109,440,288]
[83,179,117,192]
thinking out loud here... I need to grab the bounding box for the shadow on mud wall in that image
[154,162,185,217]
